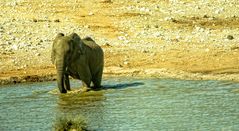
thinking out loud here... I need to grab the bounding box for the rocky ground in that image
[0,0,239,85]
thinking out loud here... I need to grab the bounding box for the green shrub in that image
[53,114,89,131]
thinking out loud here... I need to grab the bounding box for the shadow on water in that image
[96,82,144,90]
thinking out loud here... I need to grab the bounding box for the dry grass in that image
[53,115,89,131]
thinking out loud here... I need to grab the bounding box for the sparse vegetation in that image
[53,115,89,131]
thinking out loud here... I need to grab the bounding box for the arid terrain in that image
[0,0,239,84]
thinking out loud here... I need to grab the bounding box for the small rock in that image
[195,26,204,32]
[33,18,38,22]
[118,36,126,41]
[124,40,130,44]
[144,25,150,29]
[11,45,18,50]
[11,36,16,40]
[142,49,148,53]
[200,38,205,42]
[154,32,161,37]
[103,43,112,47]
[151,53,156,56]
[118,64,123,67]
[203,15,209,18]
[10,76,19,84]
[85,25,90,28]
[176,35,181,39]
[215,8,224,14]
[6,41,12,45]
[36,53,41,56]
[164,17,177,22]
[139,7,150,12]
[155,5,160,9]
[227,35,234,40]
[172,39,179,43]
[89,12,94,16]
[123,61,128,65]
[54,19,60,22]
[0,26,4,32]
[46,23,50,28]
[7,31,12,35]
[9,2,18,6]
[21,64,28,69]
[164,17,172,21]
[101,0,112,3]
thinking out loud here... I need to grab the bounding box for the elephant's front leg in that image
[64,74,71,90]
[78,67,91,92]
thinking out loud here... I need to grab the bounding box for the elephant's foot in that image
[59,88,67,93]
[60,90,67,94]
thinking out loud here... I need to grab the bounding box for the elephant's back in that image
[82,37,101,50]
[81,37,104,72]
[82,37,104,58]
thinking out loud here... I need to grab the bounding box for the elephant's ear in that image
[82,36,98,48]
[78,40,85,55]
[69,33,85,55]
[51,33,65,64]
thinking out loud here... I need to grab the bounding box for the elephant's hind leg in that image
[78,66,92,89]
[92,68,103,89]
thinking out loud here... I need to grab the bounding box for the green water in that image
[0,78,239,130]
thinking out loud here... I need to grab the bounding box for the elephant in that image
[51,33,104,93]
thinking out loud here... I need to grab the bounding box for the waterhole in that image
[0,78,239,130]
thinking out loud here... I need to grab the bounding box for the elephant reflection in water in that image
[55,91,105,130]
[57,91,105,112]
[51,33,104,93]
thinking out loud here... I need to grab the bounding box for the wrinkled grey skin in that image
[51,33,104,93]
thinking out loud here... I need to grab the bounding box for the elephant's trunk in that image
[56,57,67,93]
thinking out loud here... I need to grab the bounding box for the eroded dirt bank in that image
[0,0,239,85]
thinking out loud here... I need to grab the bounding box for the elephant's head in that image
[51,33,82,93]
[51,33,64,65]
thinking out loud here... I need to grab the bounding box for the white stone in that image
[118,36,126,40]
[89,12,94,16]
[11,44,18,50]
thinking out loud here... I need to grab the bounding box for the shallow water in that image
[0,78,239,130]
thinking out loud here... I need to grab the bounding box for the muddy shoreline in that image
[1,67,238,85]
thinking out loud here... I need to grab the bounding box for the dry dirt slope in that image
[0,0,239,84]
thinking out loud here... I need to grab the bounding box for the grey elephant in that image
[51,33,104,93]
